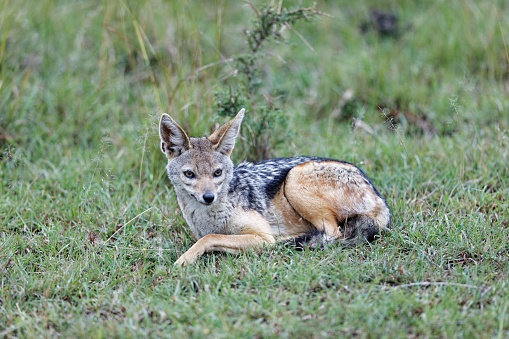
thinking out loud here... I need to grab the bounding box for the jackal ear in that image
[159,113,191,159]
[209,108,245,156]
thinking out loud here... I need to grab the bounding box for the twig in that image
[106,207,154,243]
[285,23,315,52]
[391,282,479,289]
[244,1,260,17]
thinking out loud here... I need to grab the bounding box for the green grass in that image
[1,0,509,337]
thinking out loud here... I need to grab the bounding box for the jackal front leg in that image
[174,232,275,266]
[174,209,275,266]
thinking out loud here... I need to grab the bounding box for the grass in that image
[1,0,509,337]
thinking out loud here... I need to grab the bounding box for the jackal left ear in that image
[209,108,245,156]
[159,113,191,159]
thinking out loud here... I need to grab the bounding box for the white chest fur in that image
[176,194,234,239]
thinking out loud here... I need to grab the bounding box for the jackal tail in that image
[289,215,384,250]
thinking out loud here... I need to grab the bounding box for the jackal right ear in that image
[159,114,191,159]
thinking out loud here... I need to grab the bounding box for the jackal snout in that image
[186,175,221,205]
[202,192,215,204]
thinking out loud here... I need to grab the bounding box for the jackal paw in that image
[174,252,197,266]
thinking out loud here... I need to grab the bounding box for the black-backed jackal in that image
[159,109,390,265]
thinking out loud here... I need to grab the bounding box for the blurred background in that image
[2,0,507,161]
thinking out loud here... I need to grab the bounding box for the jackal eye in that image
[183,170,195,178]
[213,169,222,177]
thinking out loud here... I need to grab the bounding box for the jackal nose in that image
[202,193,215,204]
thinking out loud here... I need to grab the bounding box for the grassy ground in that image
[1,0,509,337]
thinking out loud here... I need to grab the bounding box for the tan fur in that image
[283,160,388,241]
[175,209,275,266]
[268,182,315,240]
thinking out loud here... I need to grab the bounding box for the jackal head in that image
[159,109,245,206]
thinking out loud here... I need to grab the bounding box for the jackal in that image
[159,109,390,266]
